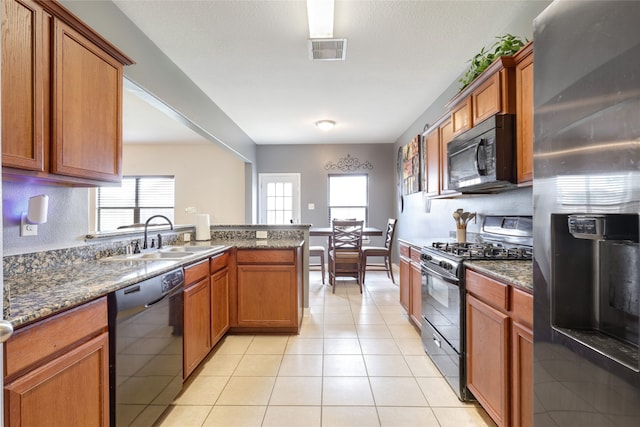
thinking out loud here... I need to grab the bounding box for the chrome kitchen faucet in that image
[143,215,173,249]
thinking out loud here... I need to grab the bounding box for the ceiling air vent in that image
[308,38,347,61]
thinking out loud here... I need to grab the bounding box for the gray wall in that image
[256,143,396,249]
[389,3,546,245]
[391,78,534,244]
[2,182,89,256]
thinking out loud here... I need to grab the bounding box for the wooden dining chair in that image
[362,218,398,284]
[328,220,364,293]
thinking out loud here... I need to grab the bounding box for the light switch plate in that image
[308,203,315,210]
[256,230,268,239]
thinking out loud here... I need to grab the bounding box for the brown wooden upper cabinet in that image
[1,0,134,186]
[421,114,460,198]
[446,56,516,137]
[514,42,534,184]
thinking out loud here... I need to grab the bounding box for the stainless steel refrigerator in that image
[533,1,640,426]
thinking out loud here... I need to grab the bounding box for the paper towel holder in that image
[195,213,211,241]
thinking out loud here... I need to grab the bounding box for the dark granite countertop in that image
[4,239,303,328]
[464,260,533,292]
[399,237,533,292]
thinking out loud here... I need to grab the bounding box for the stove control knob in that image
[423,254,432,261]
[438,261,451,270]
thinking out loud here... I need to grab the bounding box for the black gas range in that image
[420,215,532,401]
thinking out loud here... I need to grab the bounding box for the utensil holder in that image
[456,227,467,243]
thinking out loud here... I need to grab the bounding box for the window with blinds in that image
[96,176,175,232]
[328,174,368,225]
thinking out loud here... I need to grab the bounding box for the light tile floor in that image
[156,270,496,427]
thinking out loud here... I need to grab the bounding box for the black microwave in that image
[447,114,516,193]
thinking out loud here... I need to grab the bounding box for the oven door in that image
[448,138,485,190]
[420,261,471,401]
[421,262,462,353]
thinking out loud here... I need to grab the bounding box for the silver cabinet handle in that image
[0,320,14,343]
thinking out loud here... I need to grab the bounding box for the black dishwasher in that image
[108,267,184,426]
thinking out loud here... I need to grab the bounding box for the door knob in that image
[0,320,14,343]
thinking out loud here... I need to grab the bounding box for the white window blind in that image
[328,174,368,225]
[97,176,175,232]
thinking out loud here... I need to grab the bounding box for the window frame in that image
[96,175,175,232]
[327,173,369,226]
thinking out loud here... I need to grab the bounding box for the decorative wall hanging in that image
[324,154,373,172]
[401,134,421,195]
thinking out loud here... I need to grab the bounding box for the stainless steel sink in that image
[160,245,224,253]
[102,251,193,261]
[101,245,225,261]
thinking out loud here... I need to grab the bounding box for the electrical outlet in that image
[21,214,38,236]
[308,203,315,210]
[183,232,191,242]
[256,230,268,239]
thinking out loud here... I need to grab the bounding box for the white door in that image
[259,173,301,224]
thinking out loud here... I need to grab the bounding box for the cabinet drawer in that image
[466,269,508,311]
[237,249,294,264]
[185,260,209,284]
[410,247,422,263]
[511,287,533,328]
[210,251,229,274]
[399,243,410,259]
[5,297,107,379]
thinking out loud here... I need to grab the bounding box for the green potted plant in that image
[459,34,527,90]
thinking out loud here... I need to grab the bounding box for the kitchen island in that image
[3,238,304,328]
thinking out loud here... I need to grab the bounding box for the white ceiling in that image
[119,0,551,146]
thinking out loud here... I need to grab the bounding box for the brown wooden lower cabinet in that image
[183,275,212,379]
[466,293,510,426]
[465,268,533,427]
[235,247,303,332]
[183,252,231,379]
[210,252,230,345]
[4,297,109,426]
[399,250,410,311]
[512,321,533,427]
[399,241,422,330]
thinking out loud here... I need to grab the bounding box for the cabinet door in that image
[451,97,472,135]
[472,72,501,125]
[423,130,440,197]
[1,0,48,171]
[183,278,211,379]
[5,332,109,427]
[211,267,230,346]
[438,118,458,195]
[512,321,533,427]
[516,51,534,184]
[52,19,123,182]
[236,265,297,328]
[399,254,410,311]
[466,294,509,427]
[409,261,423,329]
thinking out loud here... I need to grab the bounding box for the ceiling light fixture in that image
[316,120,336,131]
[306,0,334,38]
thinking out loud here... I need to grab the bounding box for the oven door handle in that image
[421,263,459,285]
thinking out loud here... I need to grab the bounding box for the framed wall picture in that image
[402,135,421,195]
